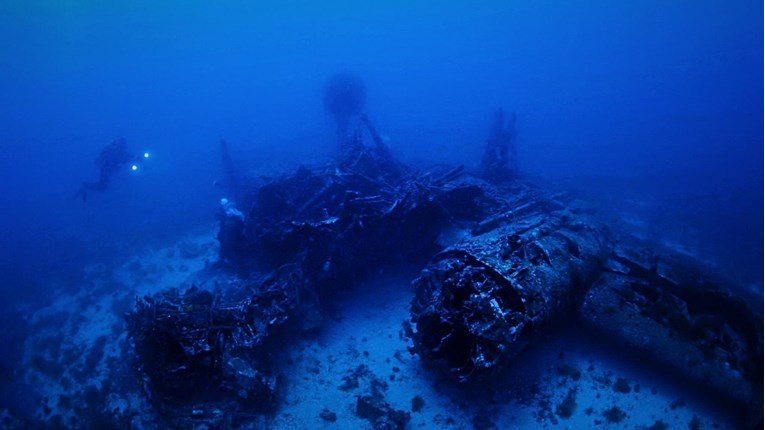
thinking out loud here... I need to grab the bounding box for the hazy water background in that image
[0,0,761,297]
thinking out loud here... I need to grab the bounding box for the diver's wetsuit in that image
[76,138,137,202]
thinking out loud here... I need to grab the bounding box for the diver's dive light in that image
[131,151,150,172]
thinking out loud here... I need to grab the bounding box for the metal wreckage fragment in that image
[409,196,611,381]
[409,199,762,423]
[245,145,498,294]
[124,141,503,423]
[580,239,763,418]
[126,120,761,425]
[125,264,321,426]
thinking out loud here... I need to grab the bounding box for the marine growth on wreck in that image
[121,89,762,429]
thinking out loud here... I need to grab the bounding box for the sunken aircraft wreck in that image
[126,76,763,429]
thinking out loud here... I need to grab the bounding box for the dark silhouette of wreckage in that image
[126,115,762,429]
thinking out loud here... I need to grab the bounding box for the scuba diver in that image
[216,197,247,265]
[75,138,145,202]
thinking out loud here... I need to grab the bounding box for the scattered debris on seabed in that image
[4,115,762,429]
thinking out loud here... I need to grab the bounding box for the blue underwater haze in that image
[0,0,761,428]
[1,0,761,283]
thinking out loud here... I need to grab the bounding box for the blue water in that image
[0,0,761,428]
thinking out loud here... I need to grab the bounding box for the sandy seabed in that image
[2,230,737,430]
